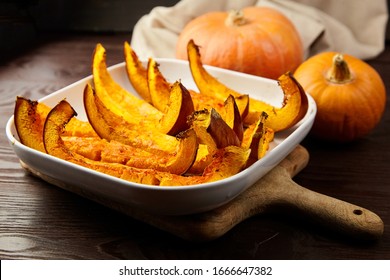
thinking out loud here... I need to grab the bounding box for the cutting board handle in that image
[263,166,384,241]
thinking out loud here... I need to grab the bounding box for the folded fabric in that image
[131,0,388,60]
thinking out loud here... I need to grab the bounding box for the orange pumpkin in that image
[176,6,303,79]
[294,52,386,142]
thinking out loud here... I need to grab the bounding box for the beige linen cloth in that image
[130,0,388,60]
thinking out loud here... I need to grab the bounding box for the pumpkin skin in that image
[176,7,303,79]
[294,52,386,142]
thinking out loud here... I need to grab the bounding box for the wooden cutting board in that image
[21,145,384,242]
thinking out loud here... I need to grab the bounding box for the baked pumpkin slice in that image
[14,96,97,153]
[84,83,177,152]
[245,72,309,130]
[187,39,308,131]
[241,112,274,166]
[185,106,242,175]
[123,41,152,103]
[106,43,194,136]
[147,57,171,112]
[221,95,244,142]
[43,99,161,185]
[188,107,240,149]
[145,53,246,119]
[186,39,249,119]
[93,43,162,128]
[14,97,48,152]
[63,131,198,175]
[158,81,195,136]
[146,55,225,119]
[159,145,251,186]
[83,83,199,174]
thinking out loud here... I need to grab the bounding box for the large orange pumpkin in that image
[294,52,386,142]
[175,6,303,79]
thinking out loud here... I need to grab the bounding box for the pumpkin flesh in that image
[93,43,162,127]
[14,96,97,153]
[43,100,160,185]
[124,41,152,103]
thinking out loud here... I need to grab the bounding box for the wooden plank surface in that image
[0,32,389,259]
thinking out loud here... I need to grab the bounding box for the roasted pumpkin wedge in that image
[158,145,251,186]
[64,131,198,175]
[186,105,243,174]
[241,112,272,165]
[84,83,178,153]
[245,72,309,130]
[282,72,309,128]
[144,53,242,118]
[123,41,152,103]
[147,57,171,112]
[93,43,162,127]
[63,136,158,163]
[159,81,195,136]
[14,96,97,152]
[188,108,240,148]
[186,121,219,175]
[187,39,307,131]
[14,97,48,152]
[206,108,241,148]
[222,95,244,142]
[124,128,198,175]
[62,136,107,161]
[186,144,213,175]
[83,83,199,174]
[187,39,249,119]
[43,100,160,185]
[43,100,80,160]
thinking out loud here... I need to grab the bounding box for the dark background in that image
[1,0,389,57]
[0,0,179,56]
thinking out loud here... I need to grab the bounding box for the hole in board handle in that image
[353,209,363,215]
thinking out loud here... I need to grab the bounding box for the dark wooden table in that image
[1,32,389,260]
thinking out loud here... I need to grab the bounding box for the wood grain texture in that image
[1,32,389,259]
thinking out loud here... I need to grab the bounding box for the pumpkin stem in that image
[327,54,353,84]
[225,10,247,27]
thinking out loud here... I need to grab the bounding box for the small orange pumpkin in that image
[294,52,386,142]
[176,6,303,79]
